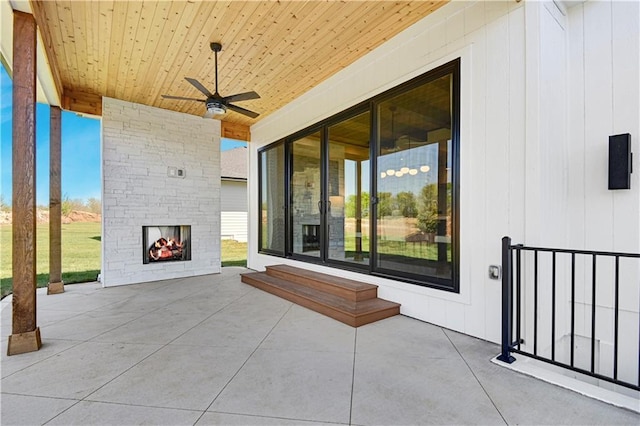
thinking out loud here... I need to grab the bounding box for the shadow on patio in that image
[2,268,638,425]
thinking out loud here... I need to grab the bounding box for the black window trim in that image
[257,58,461,293]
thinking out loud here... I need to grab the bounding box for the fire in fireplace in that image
[143,225,191,264]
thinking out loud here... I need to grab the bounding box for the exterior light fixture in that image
[381,172,387,178]
[387,169,396,176]
[420,165,430,173]
[409,169,418,175]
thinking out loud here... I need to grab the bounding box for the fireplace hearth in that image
[143,225,191,264]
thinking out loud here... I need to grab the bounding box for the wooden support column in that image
[7,11,42,356]
[48,106,64,294]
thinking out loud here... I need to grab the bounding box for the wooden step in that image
[241,268,400,327]
[265,264,378,302]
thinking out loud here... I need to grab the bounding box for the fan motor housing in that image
[210,42,222,52]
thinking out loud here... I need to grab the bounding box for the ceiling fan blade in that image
[161,94,205,102]
[185,77,214,97]
[227,103,260,119]
[224,91,260,103]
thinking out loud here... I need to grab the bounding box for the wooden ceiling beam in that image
[62,88,102,116]
[221,121,251,142]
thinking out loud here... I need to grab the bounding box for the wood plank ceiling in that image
[30,0,448,128]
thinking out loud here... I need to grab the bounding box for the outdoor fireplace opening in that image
[143,225,191,264]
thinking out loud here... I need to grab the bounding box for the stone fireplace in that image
[101,97,221,287]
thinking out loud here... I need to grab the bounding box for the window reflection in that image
[376,74,453,282]
[259,144,285,253]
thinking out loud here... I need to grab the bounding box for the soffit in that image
[29,0,448,126]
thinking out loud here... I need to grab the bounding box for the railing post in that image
[498,236,516,363]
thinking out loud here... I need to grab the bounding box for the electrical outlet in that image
[488,265,501,280]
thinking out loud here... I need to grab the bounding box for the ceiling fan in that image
[161,42,260,119]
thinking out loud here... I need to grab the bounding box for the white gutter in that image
[1,0,61,106]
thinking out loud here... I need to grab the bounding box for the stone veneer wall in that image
[101,97,221,287]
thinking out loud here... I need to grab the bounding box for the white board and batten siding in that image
[221,180,248,242]
[248,0,639,359]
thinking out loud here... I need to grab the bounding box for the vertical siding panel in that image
[611,1,640,383]
[612,0,640,254]
[484,14,510,343]
[583,3,618,348]
[462,7,488,338]
[524,1,542,247]
[584,1,614,251]
[508,4,528,348]
[540,4,571,356]
[567,5,588,334]
[508,6,526,242]
[540,7,568,247]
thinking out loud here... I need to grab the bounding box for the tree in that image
[416,184,438,234]
[377,192,393,217]
[396,191,417,218]
[0,194,9,212]
[345,192,370,218]
[87,197,102,214]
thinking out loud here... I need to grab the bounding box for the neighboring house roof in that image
[221,147,247,181]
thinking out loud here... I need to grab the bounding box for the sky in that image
[0,65,245,206]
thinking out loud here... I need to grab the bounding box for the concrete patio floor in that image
[1,267,639,425]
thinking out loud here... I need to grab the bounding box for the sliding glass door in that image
[327,112,371,266]
[258,59,459,291]
[289,112,371,266]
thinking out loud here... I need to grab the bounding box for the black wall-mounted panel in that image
[608,133,632,190]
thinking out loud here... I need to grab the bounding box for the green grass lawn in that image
[1,223,248,299]
[220,239,249,267]
[1,222,102,299]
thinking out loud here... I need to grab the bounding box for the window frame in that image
[257,58,460,293]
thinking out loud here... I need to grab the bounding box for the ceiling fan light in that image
[206,100,226,115]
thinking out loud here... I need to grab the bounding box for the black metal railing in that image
[498,236,640,391]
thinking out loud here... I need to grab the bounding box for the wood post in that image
[7,11,42,356]
[48,106,64,294]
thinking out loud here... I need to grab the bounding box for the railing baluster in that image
[552,251,556,361]
[571,253,575,368]
[613,256,619,381]
[516,246,522,350]
[534,250,538,356]
[591,254,597,374]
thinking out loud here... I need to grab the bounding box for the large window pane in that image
[291,132,322,257]
[328,111,371,265]
[259,144,285,253]
[375,73,454,285]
